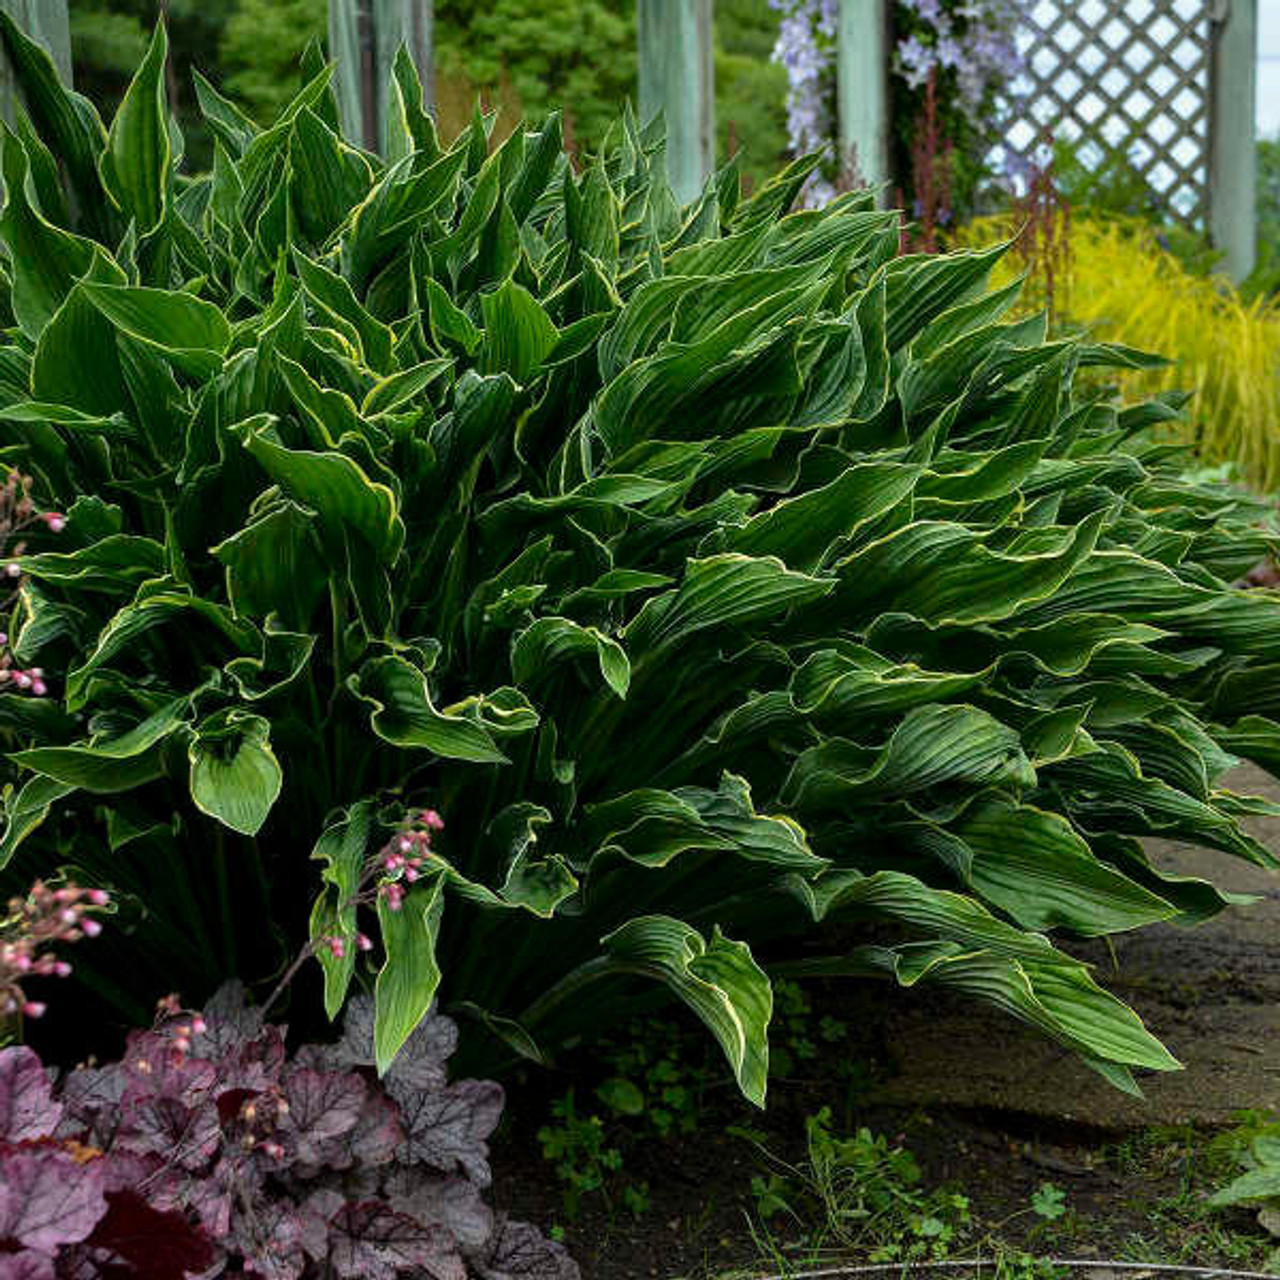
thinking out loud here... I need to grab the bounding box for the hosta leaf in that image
[953,797,1176,935]
[11,698,188,793]
[582,771,822,872]
[0,131,98,339]
[790,646,984,723]
[351,654,507,763]
[212,500,327,629]
[192,68,258,158]
[375,873,446,1076]
[724,461,921,571]
[0,776,75,870]
[479,280,559,383]
[30,254,130,417]
[599,917,772,1107]
[511,617,630,699]
[99,21,170,235]
[362,360,451,418]
[833,509,1106,628]
[883,243,1009,350]
[1209,1164,1280,1207]
[65,583,259,710]
[233,414,405,560]
[0,10,109,233]
[16,535,164,593]
[80,283,231,379]
[440,802,579,918]
[625,554,832,652]
[833,942,1177,1080]
[188,708,282,836]
[782,703,1031,809]
[310,799,375,1017]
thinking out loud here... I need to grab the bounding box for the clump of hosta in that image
[3,15,1280,1107]
[0,985,577,1279]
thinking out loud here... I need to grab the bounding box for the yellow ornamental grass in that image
[962,214,1280,491]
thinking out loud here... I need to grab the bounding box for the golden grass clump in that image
[962,213,1280,491]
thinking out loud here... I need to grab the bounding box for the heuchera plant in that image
[0,985,578,1280]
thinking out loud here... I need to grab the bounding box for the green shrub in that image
[4,17,1280,1102]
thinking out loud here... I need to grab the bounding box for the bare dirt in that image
[488,764,1280,1280]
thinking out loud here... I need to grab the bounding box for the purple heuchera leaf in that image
[0,1145,106,1251]
[280,1068,367,1166]
[328,1202,465,1280]
[56,1063,125,1148]
[0,1250,56,1280]
[388,1077,503,1187]
[225,1197,309,1280]
[0,1048,61,1142]
[189,980,264,1057]
[383,1170,493,1251]
[89,1190,216,1280]
[472,1219,582,1280]
[0,983,577,1280]
[330,995,457,1089]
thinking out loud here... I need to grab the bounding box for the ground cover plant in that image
[0,983,577,1279]
[6,17,1280,1111]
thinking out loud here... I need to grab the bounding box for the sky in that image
[1262,1,1280,136]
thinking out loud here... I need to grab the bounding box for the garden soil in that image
[489,762,1280,1280]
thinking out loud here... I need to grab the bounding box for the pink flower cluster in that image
[0,470,66,699]
[0,880,110,1028]
[378,808,444,912]
[309,808,445,977]
[0,646,47,696]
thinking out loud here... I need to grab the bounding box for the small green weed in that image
[735,1107,974,1264]
[768,981,848,1080]
[537,1090,629,1222]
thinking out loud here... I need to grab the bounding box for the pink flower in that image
[356,933,374,952]
[41,513,65,533]
[22,1001,46,1018]
[81,918,102,938]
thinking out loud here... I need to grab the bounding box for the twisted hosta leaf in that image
[2,37,1278,1102]
[599,917,772,1107]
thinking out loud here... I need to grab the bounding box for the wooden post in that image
[0,0,71,126]
[1209,0,1257,282]
[330,0,434,154]
[637,0,714,205]
[837,0,890,198]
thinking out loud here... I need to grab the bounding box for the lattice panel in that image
[998,0,1212,224]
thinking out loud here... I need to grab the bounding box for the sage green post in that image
[637,0,714,204]
[1209,0,1257,282]
[837,0,890,198]
[0,0,71,125]
[329,0,433,154]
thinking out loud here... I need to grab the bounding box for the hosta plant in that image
[0,985,577,1279]
[3,17,1280,1102]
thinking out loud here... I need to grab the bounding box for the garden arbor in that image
[0,0,1256,277]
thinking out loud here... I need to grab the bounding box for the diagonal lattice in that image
[1001,0,1212,224]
